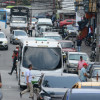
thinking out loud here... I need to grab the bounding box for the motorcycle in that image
[90,49,96,62]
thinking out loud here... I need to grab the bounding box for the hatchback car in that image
[34,73,80,100]
[10,30,28,44]
[0,32,8,50]
[62,89,100,100]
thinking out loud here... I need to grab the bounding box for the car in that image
[72,82,100,89]
[10,30,28,44]
[65,52,90,73]
[62,89,100,100]
[66,25,78,37]
[31,17,37,29]
[43,32,62,40]
[58,40,76,52]
[0,32,8,50]
[87,62,100,82]
[59,19,75,27]
[34,73,80,100]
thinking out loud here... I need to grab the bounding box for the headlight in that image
[3,41,7,44]
[44,96,51,100]
[15,38,18,40]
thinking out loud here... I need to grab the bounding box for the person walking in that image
[80,62,89,82]
[76,36,82,52]
[8,49,18,75]
[28,23,32,37]
[20,64,34,98]
[77,56,86,75]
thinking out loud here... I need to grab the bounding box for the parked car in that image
[34,73,80,100]
[10,30,28,44]
[72,82,100,89]
[43,32,62,40]
[62,89,100,100]
[59,19,75,27]
[87,62,100,82]
[65,52,90,73]
[66,25,78,37]
[58,40,76,52]
[0,32,8,50]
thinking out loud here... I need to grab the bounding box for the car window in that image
[69,93,100,100]
[60,42,73,48]
[42,76,80,88]
[0,33,5,38]
[69,54,89,61]
[92,69,100,77]
[14,31,27,36]
[44,36,62,40]
[67,20,72,22]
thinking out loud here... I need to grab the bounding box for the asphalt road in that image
[0,22,36,100]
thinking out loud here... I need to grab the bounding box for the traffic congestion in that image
[0,0,99,100]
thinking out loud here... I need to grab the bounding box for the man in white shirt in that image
[20,64,33,98]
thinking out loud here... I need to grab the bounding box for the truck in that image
[10,6,30,33]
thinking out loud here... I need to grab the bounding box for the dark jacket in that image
[77,39,82,46]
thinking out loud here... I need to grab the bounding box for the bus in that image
[17,37,63,87]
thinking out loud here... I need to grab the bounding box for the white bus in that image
[17,37,63,87]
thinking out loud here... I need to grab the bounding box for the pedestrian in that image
[8,49,18,75]
[28,23,32,37]
[80,62,89,82]
[20,64,34,98]
[76,36,82,52]
[64,26,68,38]
[77,56,86,75]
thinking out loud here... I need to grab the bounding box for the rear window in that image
[67,20,72,22]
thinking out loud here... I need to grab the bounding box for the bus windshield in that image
[22,46,62,70]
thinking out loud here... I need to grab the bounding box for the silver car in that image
[10,30,28,44]
[34,73,80,100]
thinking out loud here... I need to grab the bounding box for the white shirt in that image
[25,69,32,83]
[29,25,32,30]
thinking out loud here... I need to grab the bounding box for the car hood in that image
[42,87,68,95]
[62,48,76,52]
[68,60,78,65]
[68,30,76,33]
[14,36,28,39]
[0,38,7,42]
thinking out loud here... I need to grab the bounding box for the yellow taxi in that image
[72,82,100,88]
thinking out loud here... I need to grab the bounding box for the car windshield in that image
[60,42,73,48]
[69,54,88,61]
[44,36,62,40]
[14,31,27,36]
[0,33,5,38]
[32,18,37,22]
[92,69,100,77]
[22,47,62,70]
[69,93,100,100]
[67,26,74,30]
[42,76,80,88]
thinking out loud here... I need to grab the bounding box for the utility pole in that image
[96,0,100,61]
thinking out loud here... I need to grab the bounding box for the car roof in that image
[71,89,100,93]
[76,82,100,86]
[68,52,87,55]
[58,40,73,43]
[0,32,4,34]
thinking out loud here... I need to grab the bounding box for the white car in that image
[0,32,8,50]
[10,30,28,44]
[65,52,90,73]
[67,25,78,37]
